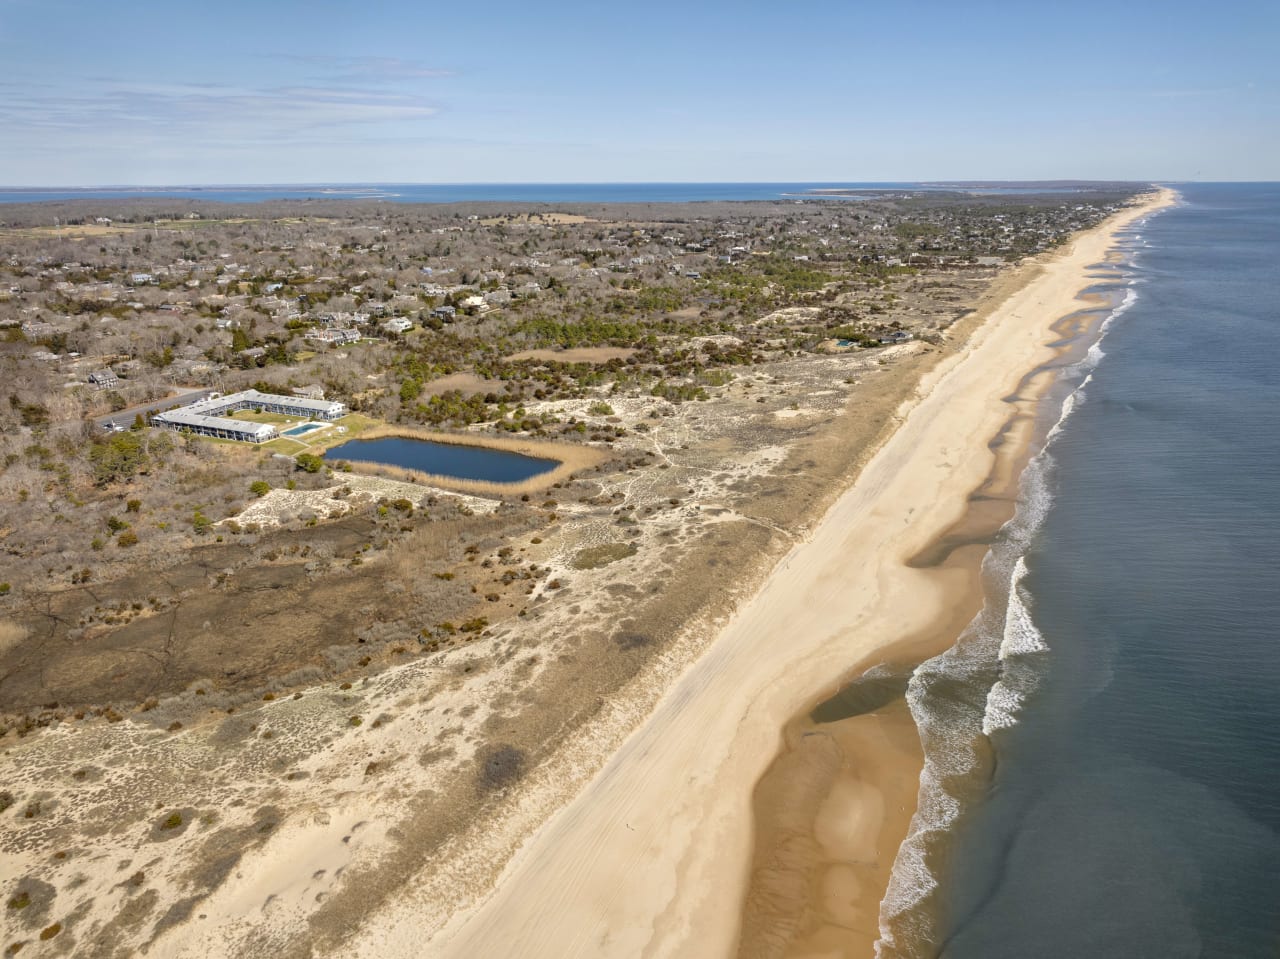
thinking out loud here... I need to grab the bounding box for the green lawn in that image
[231,410,298,425]
[201,411,381,458]
[261,436,309,454]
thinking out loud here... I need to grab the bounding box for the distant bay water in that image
[0,182,1103,205]
[875,183,1280,957]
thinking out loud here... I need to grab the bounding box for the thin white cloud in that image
[0,80,438,139]
[278,54,455,81]
[1146,87,1239,98]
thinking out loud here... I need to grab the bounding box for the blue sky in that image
[2,0,1276,184]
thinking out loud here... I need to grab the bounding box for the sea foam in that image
[874,253,1148,957]
[983,558,1050,735]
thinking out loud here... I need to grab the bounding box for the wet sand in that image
[343,190,1176,957]
[737,192,1178,959]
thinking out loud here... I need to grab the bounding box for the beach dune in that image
[349,189,1175,958]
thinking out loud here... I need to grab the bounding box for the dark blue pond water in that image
[326,437,557,484]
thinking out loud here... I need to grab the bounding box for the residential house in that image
[88,369,120,390]
[305,328,361,346]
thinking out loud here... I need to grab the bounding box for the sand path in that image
[353,190,1175,958]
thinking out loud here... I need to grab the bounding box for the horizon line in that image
[0,178,1183,191]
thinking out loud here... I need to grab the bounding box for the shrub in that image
[159,812,183,830]
[295,453,324,473]
[249,480,271,497]
[88,430,148,485]
[125,499,141,513]
[477,744,527,792]
[117,531,139,548]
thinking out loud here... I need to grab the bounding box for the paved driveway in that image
[92,389,217,432]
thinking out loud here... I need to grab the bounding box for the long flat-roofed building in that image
[152,410,277,442]
[152,389,346,442]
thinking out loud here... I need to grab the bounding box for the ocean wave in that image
[997,558,1047,658]
[983,559,1050,735]
[874,228,1155,956]
[981,682,1026,736]
[1000,451,1053,556]
[1045,375,1089,443]
[876,563,1041,952]
[1099,284,1139,332]
[1077,283,1140,371]
[878,651,985,956]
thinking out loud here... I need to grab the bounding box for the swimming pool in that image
[282,422,326,437]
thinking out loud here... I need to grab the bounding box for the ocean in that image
[874,183,1280,956]
[0,182,1098,205]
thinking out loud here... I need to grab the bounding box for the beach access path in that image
[352,189,1176,959]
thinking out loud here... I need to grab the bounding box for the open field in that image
[2,224,139,238]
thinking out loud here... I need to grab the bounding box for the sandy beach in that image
[346,188,1176,958]
[0,191,1173,959]
[733,259,1155,957]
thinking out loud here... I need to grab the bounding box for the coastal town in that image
[0,187,1147,957]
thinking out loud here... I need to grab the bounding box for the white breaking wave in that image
[1070,283,1140,373]
[877,638,989,956]
[1046,375,1090,444]
[1099,284,1139,334]
[874,236,1156,956]
[983,558,1050,735]
[997,558,1047,658]
[981,683,1026,737]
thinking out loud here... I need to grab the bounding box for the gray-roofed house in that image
[88,369,120,390]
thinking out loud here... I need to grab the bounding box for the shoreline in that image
[358,189,1177,956]
[733,251,1156,956]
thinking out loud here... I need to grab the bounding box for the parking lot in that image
[92,389,218,432]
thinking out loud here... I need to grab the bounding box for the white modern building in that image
[151,409,277,442]
[152,389,346,442]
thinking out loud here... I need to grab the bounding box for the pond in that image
[325,437,559,484]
